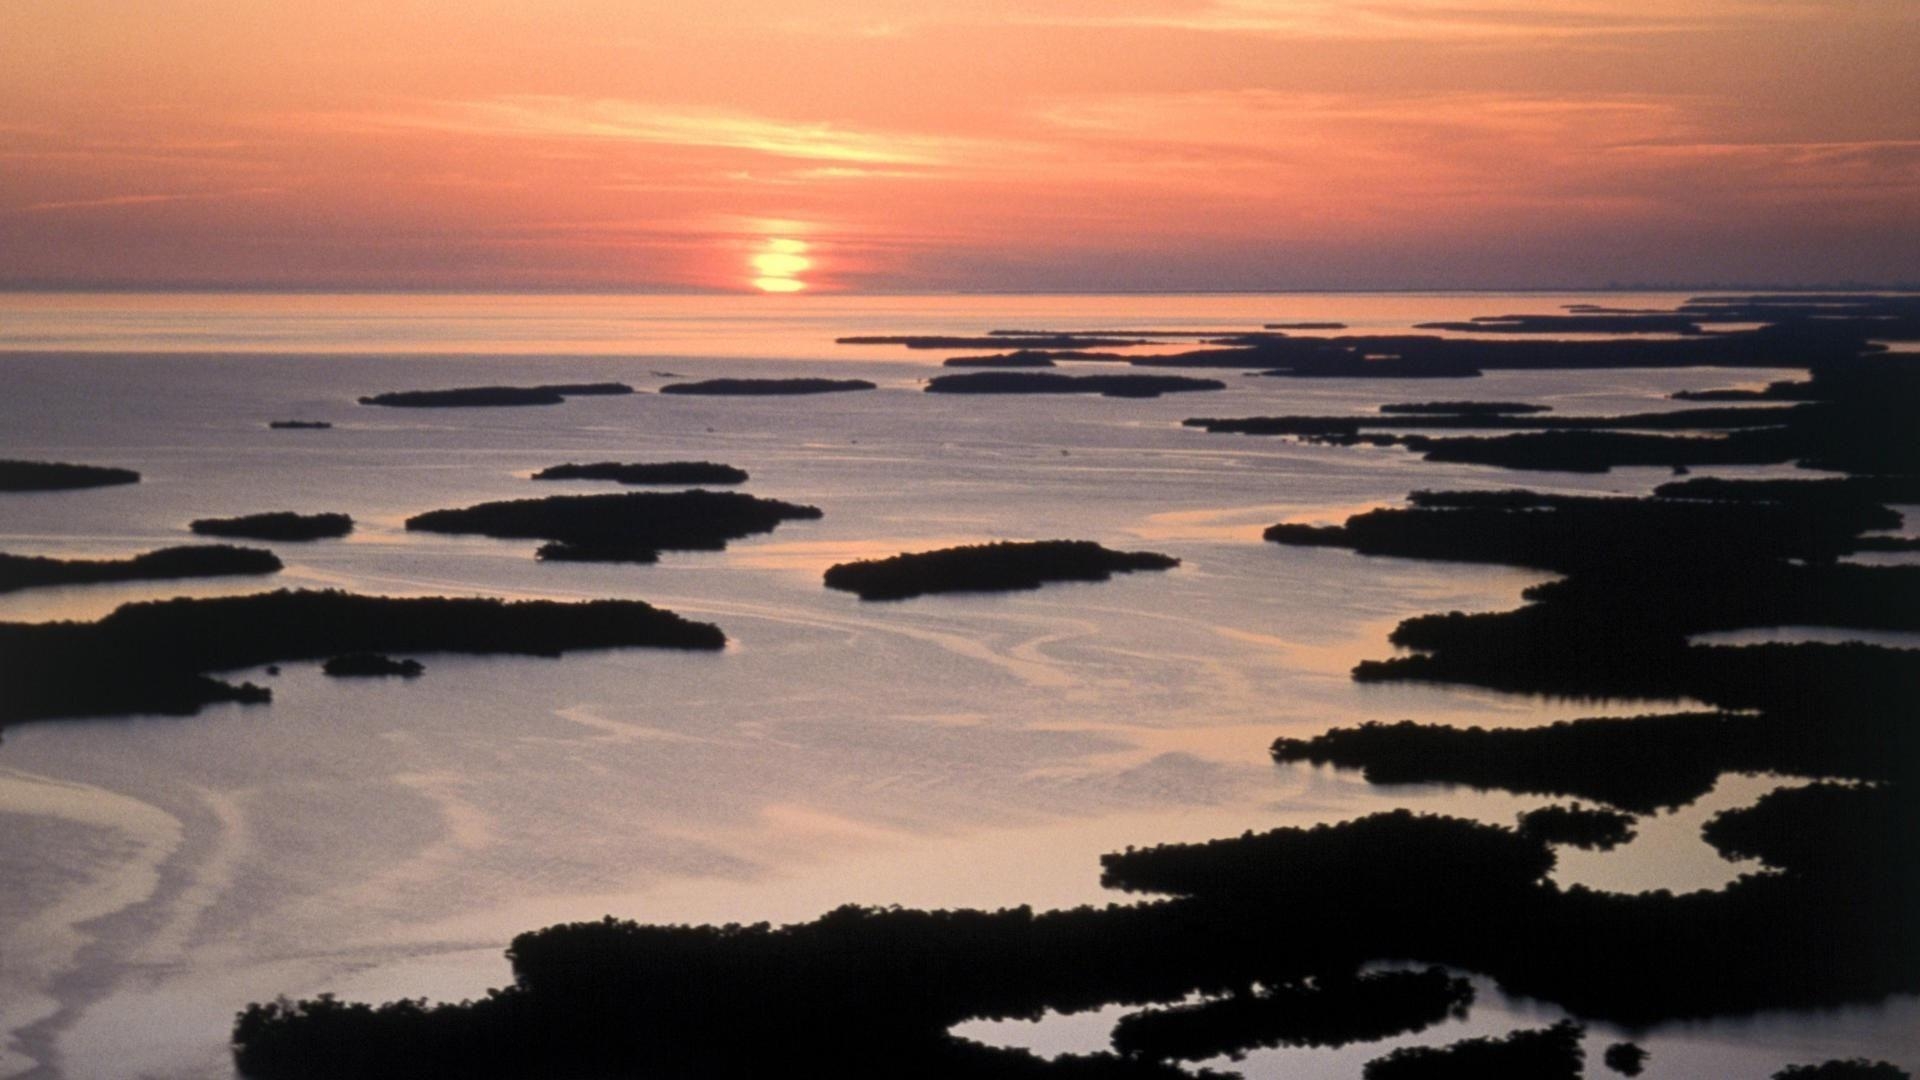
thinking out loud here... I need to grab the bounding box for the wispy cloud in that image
[1010,0,1815,41]
[328,96,979,167]
[14,187,284,213]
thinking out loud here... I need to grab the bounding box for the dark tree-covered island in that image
[190,512,355,541]
[0,544,282,594]
[358,383,633,407]
[0,590,723,725]
[824,540,1180,600]
[0,459,141,491]
[925,372,1227,398]
[531,461,749,485]
[405,489,822,563]
[657,377,877,395]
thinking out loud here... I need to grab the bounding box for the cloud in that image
[14,187,284,213]
[330,96,981,167]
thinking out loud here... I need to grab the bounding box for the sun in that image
[751,237,811,292]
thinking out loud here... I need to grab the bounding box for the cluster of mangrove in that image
[190,511,354,541]
[1603,1042,1649,1076]
[358,383,633,407]
[838,334,1150,350]
[231,799,1917,1076]
[267,420,332,430]
[1362,1020,1584,1079]
[657,378,876,395]
[823,540,1180,600]
[1188,352,1920,473]
[925,372,1227,398]
[1515,804,1637,850]
[0,459,140,491]
[404,490,822,563]
[0,544,281,594]
[0,589,723,724]
[531,461,748,485]
[321,653,424,678]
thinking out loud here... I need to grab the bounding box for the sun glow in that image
[751,237,812,292]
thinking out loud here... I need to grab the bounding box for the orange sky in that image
[3,1,1917,292]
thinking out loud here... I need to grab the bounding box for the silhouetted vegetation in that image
[1773,1061,1912,1080]
[837,334,1149,349]
[1264,322,1347,330]
[0,459,140,491]
[0,545,282,594]
[944,350,1059,367]
[1603,1041,1649,1076]
[1415,313,1702,333]
[1517,804,1637,849]
[531,461,748,485]
[658,378,876,395]
[267,420,332,429]
[824,540,1179,600]
[1109,968,1472,1061]
[358,383,632,407]
[925,373,1226,398]
[1361,1021,1584,1079]
[191,512,354,541]
[1378,402,1551,415]
[232,794,1920,1076]
[0,589,723,724]
[405,490,822,563]
[321,653,423,678]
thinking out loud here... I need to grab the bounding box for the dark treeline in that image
[1108,967,1473,1062]
[191,512,354,541]
[0,544,281,594]
[358,383,633,407]
[1773,1061,1914,1079]
[267,420,332,429]
[1378,401,1552,415]
[1414,313,1703,333]
[823,540,1179,600]
[1361,1021,1585,1079]
[1266,710,1917,814]
[657,378,877,395]
[0,459,140,491]
[1200,352,1920,474]
[1516,804,1637,850]
[944,350,1059,367]
[0,589,723,724]
[925,372,1226,398]
[233,801,1920,1075]
[531,461,748,485]
[404,490,822,563]
[1264,322,1347,330]
[321,653,424,678]
[837,334,1150,349]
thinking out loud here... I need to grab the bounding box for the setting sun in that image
[751,238,811,292]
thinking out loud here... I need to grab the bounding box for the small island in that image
[532,461,748,485]
[0,589,726,724]
[190,511,354,541]
[1516,803,1638,850]
[0,544,282,594]
[358,383,633,407]
[405,490,822,563]
[0,459,141,492]
[924,372,1226,398]
[657,378,876,396]
[1378,401,1552,416]
[268,420,332,430]
[823,540,1180,600]
[322,653,424,678]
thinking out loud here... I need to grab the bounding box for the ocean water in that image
[0,292,1913,1078]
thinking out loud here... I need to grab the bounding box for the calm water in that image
[0,292,1912,1078]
